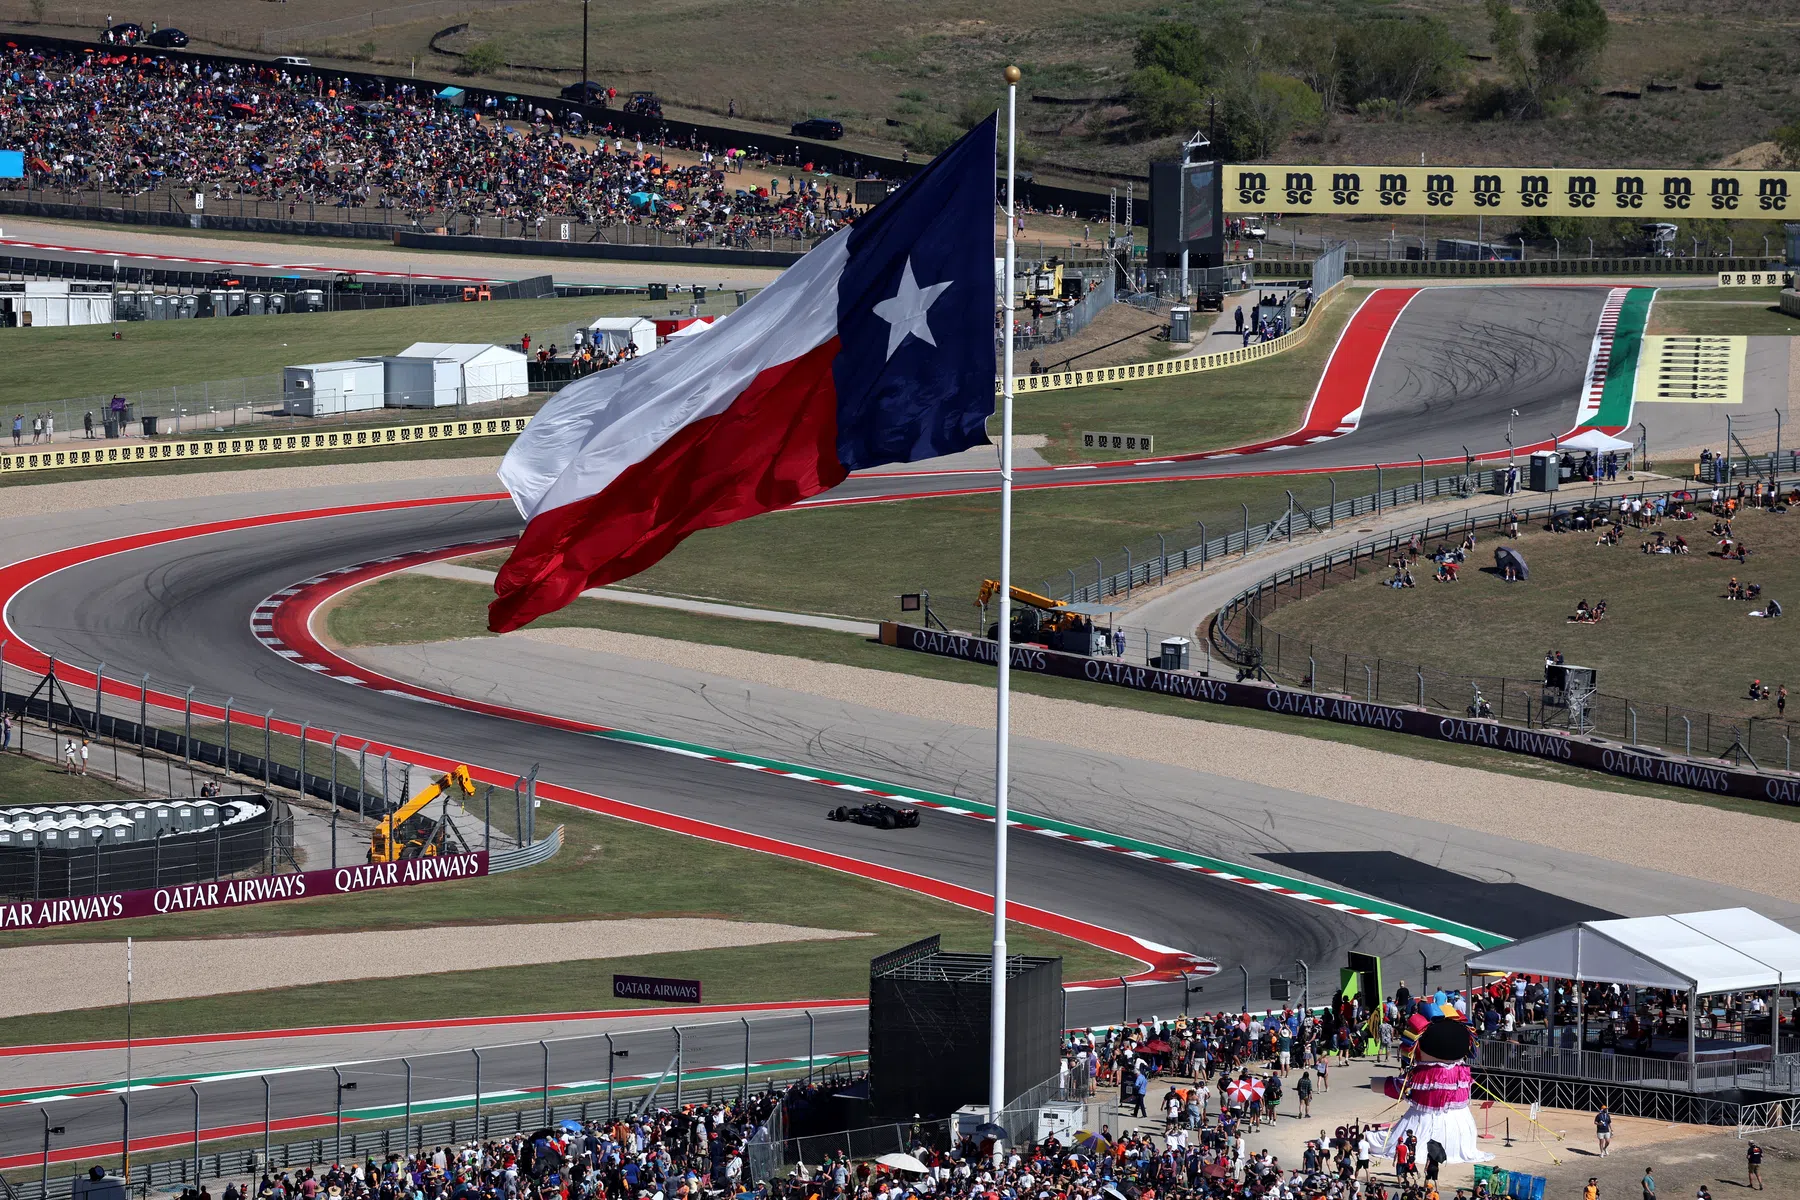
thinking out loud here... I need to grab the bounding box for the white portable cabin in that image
[392,342,529,406]
[372,355,463,408]
[1,281,114,327]
[283,359,385,416]
[586,317,657,358]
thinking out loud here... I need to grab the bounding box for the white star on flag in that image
[872,258,953,361]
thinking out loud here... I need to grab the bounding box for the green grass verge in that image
[451,466,1454,621]
[0,745,143,806]
[323,574,1780,821]
[1262,503,1800,735]
[0,793,1136,1044]
[1015,288,1366,464]
[0,295,699,414]
[1647,300,1800,336]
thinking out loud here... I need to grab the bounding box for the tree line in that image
[1126,0,1611,159]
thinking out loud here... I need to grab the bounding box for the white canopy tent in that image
[1557,428,1635,454]
[1466,908,1800,1087]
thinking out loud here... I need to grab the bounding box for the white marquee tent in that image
[1558,428,1635,454]
[1466,908,1800,995]
[1466,908,1800,1082]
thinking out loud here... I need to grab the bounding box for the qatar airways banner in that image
[0,852,487,931]
[880,623,1797,807]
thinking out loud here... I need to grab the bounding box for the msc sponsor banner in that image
[1717,270,1796,288]
[614,974,703,1004]
[1225,166,1800,218]
[0,851,487,931]
[880,623,1797,806]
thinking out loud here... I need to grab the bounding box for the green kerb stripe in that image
[591,729,1507,949]
[1587,287,1656,429]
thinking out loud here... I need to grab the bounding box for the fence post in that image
[1417,671,1425,707]
[139,674,150,761]
[183,686,194,764]
[1123,546,1132,595]
[1198,522,1207,569]
[95,661,105,731]
[1376,465,1383,512]
[263,709,274,788]
[1684,717,1692,756]
[1241,504,1250,556]
[1157,533,1166,583]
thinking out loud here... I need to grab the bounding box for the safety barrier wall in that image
[880,618,1800,807]
[1783,289,1800,318]
[390,230,807,268]
[1254,256,1779,278]
[0,413,532,475]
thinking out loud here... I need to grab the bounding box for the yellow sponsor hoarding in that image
[1224,166,1800,217]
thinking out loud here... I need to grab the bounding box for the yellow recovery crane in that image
[368,764,476,863]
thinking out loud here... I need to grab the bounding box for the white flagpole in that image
[125,935,133,1176]
[989,63,1020,1131]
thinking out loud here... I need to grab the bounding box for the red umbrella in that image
[1141,1039,1172,1053]
[1225,1079,1264,1105]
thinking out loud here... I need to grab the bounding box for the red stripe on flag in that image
[491,339,847,631]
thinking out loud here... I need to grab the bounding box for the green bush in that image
[460,41,503,76]
[1125,65,1207,137]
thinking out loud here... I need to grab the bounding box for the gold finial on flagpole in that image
[1003,65,1021,84]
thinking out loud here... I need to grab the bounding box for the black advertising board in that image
[879,623,1800,807]
[614,974,703,1003]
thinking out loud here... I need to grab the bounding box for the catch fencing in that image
[1,184,824,257]
[13,1014,867,1200]
[1211,477,1800,765]
[1005,268,1113,355]
[1061,466,1499,606]
[0,647,550,903]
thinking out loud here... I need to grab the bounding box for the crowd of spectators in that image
[0,45,859,247]
[211,1091,778,1200]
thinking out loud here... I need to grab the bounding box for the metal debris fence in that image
[1211,478,1800,765]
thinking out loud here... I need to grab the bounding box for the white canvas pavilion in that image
[1466,908,1800,1086]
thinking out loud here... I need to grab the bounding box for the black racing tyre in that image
[878,813,895,830]
[830,806,849,821]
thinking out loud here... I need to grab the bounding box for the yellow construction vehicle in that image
[975,579,1105,651]
[368,764,476,863]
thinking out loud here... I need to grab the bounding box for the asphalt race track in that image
[0,499,1439,1157]
[0,283,1614,1159]
[817,285,1612,505]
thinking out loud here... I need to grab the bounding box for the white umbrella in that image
[876,1153,929,1174]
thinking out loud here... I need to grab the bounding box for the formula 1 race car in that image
[827,801,921,829]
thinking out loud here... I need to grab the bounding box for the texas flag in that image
[489,117,998,632]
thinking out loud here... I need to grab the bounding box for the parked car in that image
[104,22,143,44]
[623,91,662,118]
[790,117,845,140]
[560,81,608,105]
[275,55,312,68]
[145,27,189,47]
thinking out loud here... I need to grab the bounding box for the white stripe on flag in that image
[500,236,850,522]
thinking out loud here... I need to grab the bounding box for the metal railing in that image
[1064,467,1501,606]
[0,185,826,256]
[1211,476,1800,764]
[12,1066,863,1200]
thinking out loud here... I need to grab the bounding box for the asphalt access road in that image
[814,285,1612,505]
[1,499,1438,1155]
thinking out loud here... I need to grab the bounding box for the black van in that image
[790,118,845,140]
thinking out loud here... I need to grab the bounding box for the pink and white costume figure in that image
[1372,1015,1492,1164]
